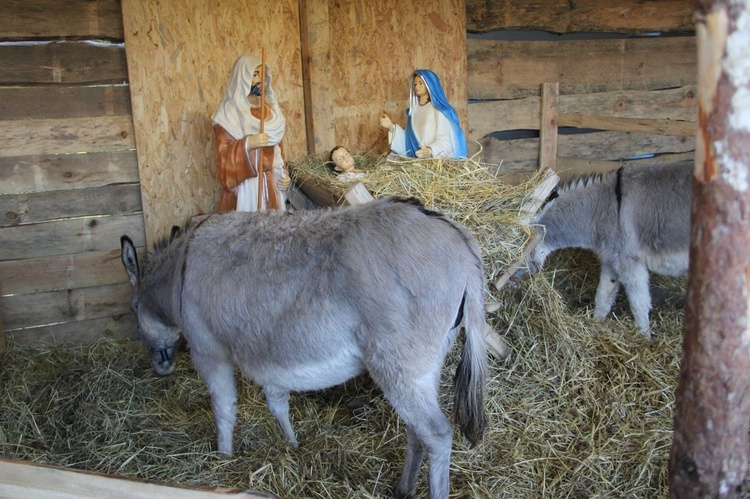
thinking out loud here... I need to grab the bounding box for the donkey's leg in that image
[193,355,237,455]
[263,386,298,448]
[620,259,652,338]
[394,425,425,498]
[594,261,620,321]
[384,382,453,499]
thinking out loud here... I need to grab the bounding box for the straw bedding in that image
[0,155,685,497]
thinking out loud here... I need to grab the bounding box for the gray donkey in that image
[121,197,506,499]
[517,161,692,338]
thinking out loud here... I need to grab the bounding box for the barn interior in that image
[0,0,741,497]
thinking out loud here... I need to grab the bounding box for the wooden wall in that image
[465,0,697,179]
[301,0,468,156]
[121,0,306,246]
[123,0,468,245]
[0,0,144,345]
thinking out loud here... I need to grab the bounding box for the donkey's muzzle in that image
[149,345,177,376]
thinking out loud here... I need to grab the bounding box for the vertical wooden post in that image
[669,2,750,497]
[298,0,336,154]
[539,82,559,172]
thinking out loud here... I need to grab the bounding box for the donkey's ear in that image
[121,235,139,286]
[170,225,181,241]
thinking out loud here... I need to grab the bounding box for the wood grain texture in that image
[5,315,137,345]
[0,247,144,295]
[0,41,128,85]
[0,213,146,260]
[121,0,306,246]
[467,36,697,100]
[0,0,124,40]
[0,151,139,195]
[325,0,468,156]
[466,0,695,34]
[468,85,696,139]
[0,116,136,158]
[0,85,132,120]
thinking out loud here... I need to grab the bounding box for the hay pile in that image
[289,153,540,285]
[1,156,686,497]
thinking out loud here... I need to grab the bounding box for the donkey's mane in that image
[555,168,620,196]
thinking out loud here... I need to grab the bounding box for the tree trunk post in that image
[669,1,750,497]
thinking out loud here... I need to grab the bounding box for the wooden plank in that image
[468,85,697,139]
[556,152,695,178]
[0,213,146,260]
[478,131,696,174]
[0,0,124,40]
[0,85,132,120]
[344,182,375,205]
[467,36,697,100]
[467,0,695,34]
[0,282,133,331]
[0,247,144,295]
[518,168,559,224]
[299,0,336,154]
[0,458,276,498]
[0,151,139,195]
[0,41,127,85]
[5,315,137,345]
[558,113,696,137]
[0,184,142,227]
[539,83,558,171]
[0,115,136,158]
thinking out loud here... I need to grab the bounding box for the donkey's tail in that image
[453,279,490,446]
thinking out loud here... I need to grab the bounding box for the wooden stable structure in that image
[10,0,750,496]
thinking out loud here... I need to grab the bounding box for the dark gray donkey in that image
[121,197,503,499]
[516,161,692,339]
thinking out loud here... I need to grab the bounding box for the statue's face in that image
[414,75,429,100]
[331,148,355,172]
[249,68,262,97]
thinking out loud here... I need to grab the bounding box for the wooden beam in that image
[0,458,275,498]
[0,0,124,40]
[468,36,696,100]
[539,83,559,171]
[466,0,695,34]
[298,0,336,154]
[558,113,695,137]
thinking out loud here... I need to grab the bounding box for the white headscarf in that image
[211,55,286,145]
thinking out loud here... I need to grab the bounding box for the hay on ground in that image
[1,155,686,497]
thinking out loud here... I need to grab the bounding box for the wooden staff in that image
[257,47,266,211]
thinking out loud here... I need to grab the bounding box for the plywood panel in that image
[121,0,305,246]
[466,0,695,34]
[324,0,468,156]
[467,36,696,100]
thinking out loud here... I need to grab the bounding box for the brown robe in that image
[214,105,284,212]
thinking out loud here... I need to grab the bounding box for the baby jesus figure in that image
[329,146,365,181]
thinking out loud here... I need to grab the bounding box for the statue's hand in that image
[245,133,269,150]
[416,145,433,158]
[278,172,291,191]
[379,112,394,131]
